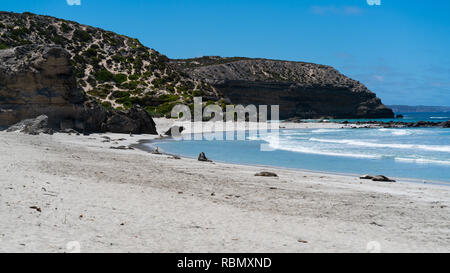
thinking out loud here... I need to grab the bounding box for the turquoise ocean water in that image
[148,112,450,183]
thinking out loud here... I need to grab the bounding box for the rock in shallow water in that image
[198,152,212,162]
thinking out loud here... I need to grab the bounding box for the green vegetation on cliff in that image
[0,11,220,116]
[0,11,393,119]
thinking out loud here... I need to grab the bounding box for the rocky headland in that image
[0,11,395,131]
[172,56,394,119]
[344,120,450,128]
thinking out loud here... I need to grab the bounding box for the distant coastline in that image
[388,105,450,113]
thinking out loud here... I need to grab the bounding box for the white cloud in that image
[67,0,81,6]
[374,75,384,82]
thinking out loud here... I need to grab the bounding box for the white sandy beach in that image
[0,119,449,253]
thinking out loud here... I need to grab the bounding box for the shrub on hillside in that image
[61,23,72,33]
[84,48,97,58]
[73,29,92,42]
[101,101,113,110]
[0,43,9,50]
[111,91,130,99]
[94,69,114,82]
[158,94,179,103]
[113,73,127,84]
[128,74,140,81]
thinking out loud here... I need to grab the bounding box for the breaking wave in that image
[308,138,450,153]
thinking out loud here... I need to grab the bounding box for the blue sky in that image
[1,0,449,106]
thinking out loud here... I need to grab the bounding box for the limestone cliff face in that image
[0,44,157,134]
[173,57,394,119]
[0,11,218,117]
[0,45,85,126]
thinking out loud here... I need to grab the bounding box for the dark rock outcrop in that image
[6,115,53,135]
[442,121,450,128]
[340,120,447,128]
[0,44,157,134]
[102,105,157,134]
[283,117,304,123]
[173,57,394,119]
[410,121,443,128]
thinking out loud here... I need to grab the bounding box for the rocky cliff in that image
[0,11,219,118]
[1,11,393,122]
[0,44,156,134]
[172,57,394,119]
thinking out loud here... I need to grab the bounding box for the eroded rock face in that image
[0,45,157,134]
[102,105,157,134]
[0,45,85,126]
[173,57,394,119]
[6,115,53,135]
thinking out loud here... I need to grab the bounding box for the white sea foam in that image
[252,129,450,166]
[308,138,450,153]
[311,129,340,133]
[379,129,413,136]
[270,143,379,159]
[391,131,412,136]
[377,128,428,136]
[395,157,450,166]
[268,139,450,164]
[259,135,378,159]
